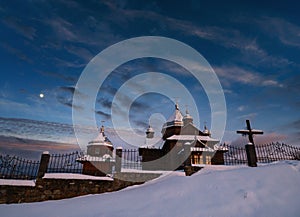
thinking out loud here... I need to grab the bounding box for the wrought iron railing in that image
[255,142,300,163]
[121,149,142,170]
[47,151,84,174]
[221,144,248,165]
[221,143,300,165]
[0,154,40,180]
[0,142,299,179]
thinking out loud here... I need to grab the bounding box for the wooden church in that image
[139,103,227,170]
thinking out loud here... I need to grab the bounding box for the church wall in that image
[162,126,182,140]
[82,161,114,176]
[87,145,113,157]
[211,150,226,165]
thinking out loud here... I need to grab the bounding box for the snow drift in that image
[1,161,300,217]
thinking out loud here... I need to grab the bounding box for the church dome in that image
[162,103,183,129]
[146,126,154,133]
[203,124,211,136]
[88,125,113,147]
[183,108,193,125]
[146,125,155,139]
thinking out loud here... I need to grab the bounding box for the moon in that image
[39,93,44,98]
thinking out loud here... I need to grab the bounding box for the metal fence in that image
[0,154,40,180]
[1,143,299,180]
[121,149,142,170]
[221,143,300,165]
[256,142,300,163]
[46,150,143,173]
[222,144,248,165]
[47,151,84,174]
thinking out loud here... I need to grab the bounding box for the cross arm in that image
[251,130,264,134]
[236,130,250,134]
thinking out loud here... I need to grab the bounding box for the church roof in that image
[162,103,183,128]
[88,126,113,147]
[183,108,193,120]
[166,135,219,143]
[146,125,154,133]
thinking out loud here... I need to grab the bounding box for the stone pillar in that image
[245,143,257,167]
[211,151,225,165]
[37,151,50,178]
[183,142,191,167]
[115,147,123,173]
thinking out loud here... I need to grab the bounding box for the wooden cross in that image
[236,120,263,145]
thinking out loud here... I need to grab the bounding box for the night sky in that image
[1,0,300,147]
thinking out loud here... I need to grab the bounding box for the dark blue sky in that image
[1,0,300,145]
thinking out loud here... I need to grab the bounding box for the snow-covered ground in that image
[1,161,300,217]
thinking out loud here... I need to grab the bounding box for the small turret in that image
[203,122,211,136]
[183,107,193,126]
[146,125,155,139]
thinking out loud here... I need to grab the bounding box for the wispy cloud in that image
[101,2,294,70]
[55,86,85,110]
[95,110,111,119]
[236,113,258,120]
[214,65,283,88]
[64,44,94,62]
[45,17,77,42]
[52,57,86,68]
[2,17,36,40]
[237,105,246,112]
[256,16,300,48]
[97,97,112,109]
[38,71,77,83]
[0,43,32,63]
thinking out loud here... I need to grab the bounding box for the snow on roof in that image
[214,145,229,151]
[190,147,214,152]
[88,141,113,147]
[77,154,115,162]
[139,145,159,149]
[43,173,113,181]
[0,179,36,186]
[163,104,184,128]
[88,130,113,147]
[166,135,219,142]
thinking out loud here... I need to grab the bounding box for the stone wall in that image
[0,172,162,204]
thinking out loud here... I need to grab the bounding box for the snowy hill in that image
[1,161,300,217]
